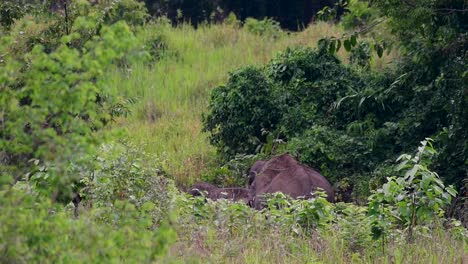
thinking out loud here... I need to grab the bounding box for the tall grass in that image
[107,21,396,186]
[162,217,466,263]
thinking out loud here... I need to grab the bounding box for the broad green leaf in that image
[446,186,457,197]
[404,165,419,181]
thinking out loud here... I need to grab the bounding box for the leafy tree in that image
[371,0,468,186]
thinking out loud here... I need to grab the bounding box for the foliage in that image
[202,154,259,186]
[372,0,468,188]
[254,191,335,233]
[102,0,149,27]
[0,184,176,263]
[0,20,141,200]
[0,0,170,203]
[340,0,378,30]
[224,12,241,27]
[173,192,465,262]
[317,0,349,22]
[287,125,371,183]
[0,0,34,30]
[266,46,363,135]
[332,203,374,253]
[203,46,365,160]
[176,189,334,235]
[203,66,281,159]
[349,40,371,68]
[80,142,176,225]
[368,139,457,241]
[138,20,174,62]
[321,0,468,189]
[244,17,283,39]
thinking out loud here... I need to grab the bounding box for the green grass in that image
[107,21,395,186]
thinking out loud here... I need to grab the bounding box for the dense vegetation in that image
[204,0,468,198]
[0,0,466,262]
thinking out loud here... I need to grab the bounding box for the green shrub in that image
[262,191,334,233]
[224,12,241,28]
[368,139,457,241]
[267,46,374,136]
[333,203,374,253]
[203,66,281,159]
[80,142,176,225]
[244,17,283,39]
[287,125,370,183]
[0,186,175,263]
[203,46,367,160]
[267,46,360,136]
[136,18,177,62]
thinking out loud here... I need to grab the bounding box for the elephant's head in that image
[248,160,266,186]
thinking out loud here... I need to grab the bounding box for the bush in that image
[287,126,371,183]
[203,66,281,159]
[332,203,374,253]
[0,0,36,30]
[244,17,283,38]
[0,138,177,262]
[266,46,364,136]
[0,185,175,263]
[81,142,176,225]
[368,139,457,241]
[203,46,363,160]
[136,18,177,62]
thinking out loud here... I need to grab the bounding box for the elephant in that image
[188,182,250,203]
[248,153,334,209]
[248,160,266,185]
